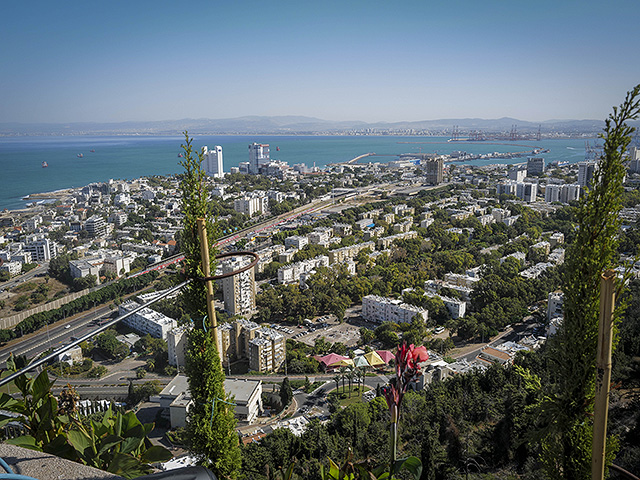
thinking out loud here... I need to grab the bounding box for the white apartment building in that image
[278,255,329,284]
[234,195,268,216]
[284,235,309,250]
[221,256,256,316]
[118,300,177,340]
[548,291,564,320]
[516,182,538,203]
[426,292,466,319]
[308,230,331,246]
[545,184,581,204]
[248,143,270,175]
[0,261,22,276]
[203,145,224,178]
[496,182,517,196]
[377,231,417,249]
[69,255,103,280]
[167,325,190,368]
[362,295,428,324]
[85,215,107,237]
[508,165,527,182]
[23,234,58,262]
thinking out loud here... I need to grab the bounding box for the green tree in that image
[536,85,640,480]
[179,133,241,479]
[280,377,293,407]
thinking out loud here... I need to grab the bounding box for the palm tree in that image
[333,374,341,393]
[339,366,348,394]
[347,368,355,398]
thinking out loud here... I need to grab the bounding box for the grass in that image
[331,384,372,407]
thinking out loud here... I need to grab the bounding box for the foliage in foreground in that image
[0,371,171,479]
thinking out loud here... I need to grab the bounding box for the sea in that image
[0,135,595,211]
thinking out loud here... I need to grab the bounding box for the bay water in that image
[0,135,593,211]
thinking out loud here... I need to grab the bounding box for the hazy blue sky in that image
[1,0,638,124]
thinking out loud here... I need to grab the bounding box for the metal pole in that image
[592,269,616,480]
[196,218,221,362]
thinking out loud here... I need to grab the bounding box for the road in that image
[0,303,114,365]
[0,262,49,296]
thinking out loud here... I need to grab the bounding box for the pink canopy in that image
[376,350,395,364]
[314,353,350,369]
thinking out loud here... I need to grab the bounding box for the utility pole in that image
[592,269,616,480]
[196,218,222,363]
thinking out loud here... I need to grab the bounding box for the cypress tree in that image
[538,86,640,480]
[179,132,241,479]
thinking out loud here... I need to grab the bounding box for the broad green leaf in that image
[393,457,422,480]
[98,434,124,456]
[0,392,22,411]
[140,445,173,464]
[107,452,149,479]
[32,370,54,404]
[119,435,143,455]
[6,435,40,450]
[67,429,94,457]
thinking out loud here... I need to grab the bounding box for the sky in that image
[1,0,639,124]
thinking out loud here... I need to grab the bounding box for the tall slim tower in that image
[222,257,256,316]
[203,146,224,178]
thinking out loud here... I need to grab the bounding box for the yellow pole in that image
[592,269,616,480]
[196,218,221,362]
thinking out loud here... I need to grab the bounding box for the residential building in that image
[69,255,103,281]
[516,182,538,203]
[118,300,177,340]
[167,325,190,368]
[278,255,329,284]
[203,145,224,178]
[362,295,428,324]
[578,162,596,187]
[333,223,352,236]
[23,234,58,262]
[328,242,375,264]
[249,327,286,373]
[234,197,265,216]
[221,256,256,316]
[85,215,107,237]
[548,291,564,320]
[284,235,309,250]
[377,231,417,249]
[248,143,270,175]
[508,165,527,182]
[424,157,444,185]
[496,182,517,197]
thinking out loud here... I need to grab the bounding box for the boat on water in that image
[178,153,184,158]
[90,149,95,153]
[77,153,84,158]
[42,161,48,168]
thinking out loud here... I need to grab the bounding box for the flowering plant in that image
[381,342,429,475]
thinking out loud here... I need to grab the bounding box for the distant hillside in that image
[1,115,635,136]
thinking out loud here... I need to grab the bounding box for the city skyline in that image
[2,0,639,125]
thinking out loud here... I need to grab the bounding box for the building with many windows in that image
[221,256,256,316]
[527,157,545,176]
[23,234,58,262]
[118,300,177,340]
[362,295,428,324]
[424,157,444,185]
[578,162,597,187]
[203,145,224,178]
[248,143,270,174]
[85,215,107,237]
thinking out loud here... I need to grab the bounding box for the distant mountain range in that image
[1,115,637,136]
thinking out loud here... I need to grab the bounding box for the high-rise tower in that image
[203,145,224,178]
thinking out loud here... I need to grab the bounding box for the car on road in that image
[65,325,71,329]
